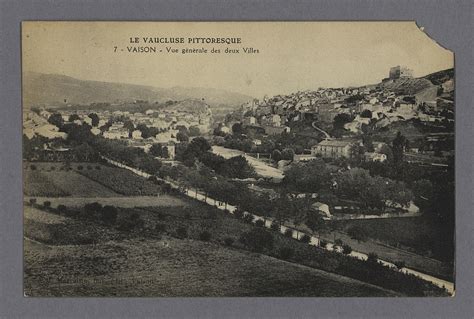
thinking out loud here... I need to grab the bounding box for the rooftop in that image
[314,139,355,147]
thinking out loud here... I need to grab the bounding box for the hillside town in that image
[214,66,454,165]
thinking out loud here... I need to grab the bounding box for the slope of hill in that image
[423,68,454,85]
[22,72,253,110]
[364,68,453,96]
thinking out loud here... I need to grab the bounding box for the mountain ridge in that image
[22,72,254,110]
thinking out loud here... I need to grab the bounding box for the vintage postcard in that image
[22,21,454,297]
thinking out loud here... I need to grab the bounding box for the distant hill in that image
[22,72,253,110]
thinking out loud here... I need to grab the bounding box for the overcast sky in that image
[23,21,453,98]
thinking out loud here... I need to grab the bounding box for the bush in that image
[77,165,83,170]
[101,205,118,224]
[84,202,102,218]
[30,164,37,170]
[367,252,379,264]
[50,166,56,171]
[239,228,274,253]
[43,201,51,208]
[154,223,167,233]
[300,234,311,243]
[347,226,368,242]
[224,237,234,246]
[29,198,37,205]
[117,213,144,231]
[56,204,67,213]
[270,222,280,232]
[278,247,294,260]
[394,260,406,269]
[233,208,245,219]
[162,183,172,194]
[255,219,265,227]
[342,244,352,255]
[242,213,254,224]
[87,165,93,170]
[319,240,328,248]
[176,227,188,239]
[334,238,343,247]
[199,231,212,241]
[284,228,293,238]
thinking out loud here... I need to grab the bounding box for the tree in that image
[48,113,64,128]
[392,131,407,164]
[150,143,171,158]
[88,113,100,127]
[342,244,353,255]
[189,126,200,136]
[300,234,311,243]
[360,109,372,118]
[306,213,327,236]
[366,252,379,264]
[177,131,189,142]
[255,219,265,227]
[123,119,135,134]
[222,156,256,179]
[333,113,352,130]
[68,114,80,122]
[412,179,433,209]
[232,122,244,135]
[362,135,375,152]
[179,137,211,166]
[283,159,331,192]
[281,148,295,161]
[379,144,394,162]
[271,149,282,162]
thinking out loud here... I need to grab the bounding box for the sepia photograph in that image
[22,21,455,297]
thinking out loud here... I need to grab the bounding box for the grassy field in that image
[24,238,398,297]
[327,217,454,280]
[24,207,397,297]
[25,196,189,209]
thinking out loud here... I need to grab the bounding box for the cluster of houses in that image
[23,102,213,161]
[226,66,453,137]
[213,66,453,163]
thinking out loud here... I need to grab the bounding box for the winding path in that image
[311,121,331,139]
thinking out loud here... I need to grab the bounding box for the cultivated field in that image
[24,163,119,197]
[76,164,163,196]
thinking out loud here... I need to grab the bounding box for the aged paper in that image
[22,22,454,297]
